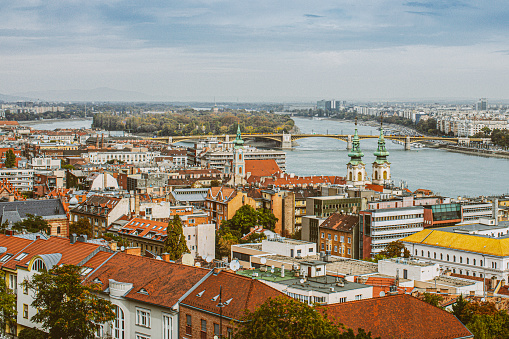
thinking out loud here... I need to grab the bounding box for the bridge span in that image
[151,134,490,150]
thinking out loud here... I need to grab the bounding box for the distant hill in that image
[0,93,32,102]
[12,87,159,102]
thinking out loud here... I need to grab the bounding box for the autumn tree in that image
[421,292,444,308]
[379,241,410,259]
[0,271,16,336]
[163,215,189,261]
[13,214,50,234]
[69,217,93,238]
[4,149,16,168]
[23,265,115,339]
[235,296,378,339]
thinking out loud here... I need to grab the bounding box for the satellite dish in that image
[379,291,385,297]
[299,279,305,284]
[195,262,201,267]
[260,258,267,264]
[229,260,241,272]
[120,246,125,251]
[205,256,213,263]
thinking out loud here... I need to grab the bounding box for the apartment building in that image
[0,168,34,191]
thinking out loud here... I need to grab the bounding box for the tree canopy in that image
[4,149,16,168]
[235,296,378,339]
[69,217,93,238]
[13,214,50,234]
[23,264,115,339]
[163,215,189,261]
[0,271,16,336]
[379,241,410,259]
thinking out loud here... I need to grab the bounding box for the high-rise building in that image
[476,98,487,111]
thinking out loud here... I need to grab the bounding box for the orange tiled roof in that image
[365,183,385,192]
[182,270,284,320]
[320,213,358,232]
[0,234,34,268]
[244,159,281,177]
[321,294,473,339]
[84,253,209,308]
[119,218,168,242]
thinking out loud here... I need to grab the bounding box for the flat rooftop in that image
[381,258,438,267]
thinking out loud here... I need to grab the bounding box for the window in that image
[334,235,338,241]
[23,280,28,294]
[23,304,28,319]
[480,260,483,266]
[428,251,430,258]
[348,237,351,244]
[321,232,324,239]
[113,306,125,339]
[355,294,362,300]
[214,323,220,336]
[434,252,436,259]
[473,259,476,265]
[334,246,338,253]
[186,315,192,335]
[338,297,347,303]
[440,253,443,260]
[460,257,463,263]
[201,319,207,339]
[328,234,331,240]
[15,253,28,261]
[136,308,151,328]
[227,327,233,339]
[340,236,345,243]
[136,334,150,339]
[467,258,469,264]
[309,247,314,253]
[321,243,324,250]
[0,254,13,263]
[347,248,351,255]
[447,254,449,261]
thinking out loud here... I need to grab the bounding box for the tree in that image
[379,241,410,258]
[18,327,48,339]
[223,205,259,235]
[257,208,278,231]
[69,218,93,238]
[13,214,50,234]
[235,296,378,339]
[421,292,444,308]
[4,149,16,168]
[163,215,189,261]
[451,294,469,324]
[216,228,239,260]
[210,179,221,187]
[0,271,16,336]
[23,264,115,339]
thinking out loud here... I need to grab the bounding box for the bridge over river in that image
[151,133,490,150]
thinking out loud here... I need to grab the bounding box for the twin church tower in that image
[346,118,391,187]
[230,118,391,187]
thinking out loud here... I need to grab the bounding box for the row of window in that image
[372,223,423,232]
[416,249,506,269]
[372,214,423,222]
[320,243,351,255]
[185,314,233,339]
[321,232,351,243]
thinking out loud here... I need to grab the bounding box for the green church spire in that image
[233,124,244,149]
[348,117,364,165]
[374,116,390,164]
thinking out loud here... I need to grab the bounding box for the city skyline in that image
[1,1,509,102]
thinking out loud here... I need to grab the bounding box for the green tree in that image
[4,149,16,168]
[421,292,444,308]
[451,294,469,324]
[163,215,189,261]
[0,271,16,336]
[18,327,48,339]
[23,264,115,339]
[379,241,410,258]
[216,228,239,260]
[69,218,93,238]
[13,214,50,234]
[223,205,259,235]
[257,208,278,231]
[235,296,378,339]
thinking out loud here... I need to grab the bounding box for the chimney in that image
[70,233,77,244]
[8,194,14,202]
[135,194,140,216]
[124,247,141,256]
[162,253,171,262]
[103,172,108,190]
[95,135,99,148]
[281,264,285,278]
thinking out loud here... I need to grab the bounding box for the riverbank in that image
[424,142,509,159]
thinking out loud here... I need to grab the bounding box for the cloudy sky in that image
[1,0,509,101]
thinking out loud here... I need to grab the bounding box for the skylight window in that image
[80,267,93,276]
[14,253,28,261]
[0,254,13,263]
[138,288,149,295]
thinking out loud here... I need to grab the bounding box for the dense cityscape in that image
[0,98,505,338]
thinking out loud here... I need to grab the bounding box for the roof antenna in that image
[355,116,358,126]
[380,114,383,128]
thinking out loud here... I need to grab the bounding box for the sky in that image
[1,0,509,102]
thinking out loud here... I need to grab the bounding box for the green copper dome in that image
[374,126,390,164]
[233,125,244,149]
[348,127,364,165]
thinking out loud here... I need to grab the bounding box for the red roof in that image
[320,213,358,232]
[182,270,284,320]
[321,294,473,339]
[0,235,33,268]
[118,217,168,241]
[84,253,209,309]
[365,183,385,192]
[244,159,281,178]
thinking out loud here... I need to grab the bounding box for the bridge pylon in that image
[347,135,353,150]
[282,133,292,149]
[405,136,411,150]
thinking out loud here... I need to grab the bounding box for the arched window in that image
[415,249,418,255]
[427,251,430,258]
[421,250,424,256]
[32,259,47,272]
[357,172,362,181]
[447,254,449,261]
[460,257,462,263]
[480,260,483,266]
[349,172,352,181]
[113,305,125,339]
[467,258,469,264]
[374,171,378,179]
[453,255,456,262]
[473,259,476,265]
[383,171,387,180]
[440,253,443,260]
[434,252,436,259]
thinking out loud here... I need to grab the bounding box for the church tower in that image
[372,116,391,185]
[231,125,246,186]
[346,118,368,186]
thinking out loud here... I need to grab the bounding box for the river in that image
[21,117,509,197]
[286,117,509,198]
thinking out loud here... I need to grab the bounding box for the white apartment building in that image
[28,157,61,170]
[0,169,34,191]
[360,206,424,256]
[83,151,161,164]
[460,200,494,223]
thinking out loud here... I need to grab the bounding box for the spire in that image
[374,115,389,163]
[348,117,364,164]
[233,124,244,149]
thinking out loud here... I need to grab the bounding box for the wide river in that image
[22,117,509,197]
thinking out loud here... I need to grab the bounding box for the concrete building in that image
[0,169,34,192]
[359,206,424,258]
[83,151,160,164]
[306,196,367,218]
[28,157,61,170]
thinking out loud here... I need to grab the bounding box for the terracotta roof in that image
[320,213,358,232]
[244,159,281,178]
[262,175,345,188]
[207,186,237,202]
[0,234,34,268]
[321,294,473,339]
[118,217,168,242]
[182,270,284,320]
[1,236,102,271]
[0,121,20,126]
[365,183,385,192]
[84,253,209,309]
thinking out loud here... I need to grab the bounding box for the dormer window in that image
[138,288,149,295]
[32,258,47,272]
